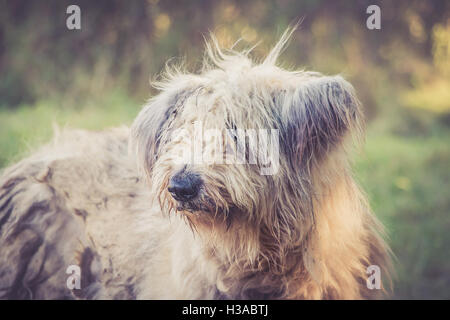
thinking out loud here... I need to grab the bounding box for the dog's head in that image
[130,28,363,265]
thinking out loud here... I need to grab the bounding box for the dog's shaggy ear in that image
[130,83,199,179]
[279,75,363,167]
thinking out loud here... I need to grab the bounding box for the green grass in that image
[0,91,141,168]
[0,98,449,299]
[355,127,450,299]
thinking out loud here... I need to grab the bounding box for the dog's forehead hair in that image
[172,69,301,130]
[176,88,278,132]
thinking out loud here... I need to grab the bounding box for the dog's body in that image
[0,30,391,299]
[0,127,223,299]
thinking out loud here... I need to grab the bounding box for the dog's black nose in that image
[168,172,202,202]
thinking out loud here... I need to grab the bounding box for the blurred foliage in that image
[1,0,449,115]
[401,21,450,113]
[0,0,449,299]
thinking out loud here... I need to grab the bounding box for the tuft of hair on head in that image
[201,34,253,73]
[263,23,300,66]
[201,23,301,73]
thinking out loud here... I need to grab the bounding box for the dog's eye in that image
[228,122,237,130]
[226,128,247,162]
[226,123,239,144]
[231,131,238,143]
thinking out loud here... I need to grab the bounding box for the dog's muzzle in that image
[168,171,202,202]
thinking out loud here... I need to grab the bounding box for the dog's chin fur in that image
[0,27,392,300]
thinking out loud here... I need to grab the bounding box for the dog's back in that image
[0,127,147,299]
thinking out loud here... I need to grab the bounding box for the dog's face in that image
[131,35,362,255]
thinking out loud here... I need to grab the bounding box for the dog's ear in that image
[130,85,197,179]
[279,75,362,167]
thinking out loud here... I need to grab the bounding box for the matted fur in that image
[0,29,392,299]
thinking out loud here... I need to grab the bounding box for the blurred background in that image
[0,0,449,299]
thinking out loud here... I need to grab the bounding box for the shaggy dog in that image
[0,29,391,299]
